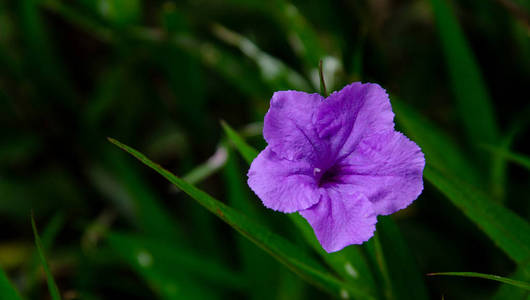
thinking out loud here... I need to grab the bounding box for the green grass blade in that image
[26,213,65,292]
[220,121,259,165]
[429,0,499,147]
[0,266,23,300]
[276,268,307,300]
[490,105,530,201]
[392,98,483,188]
[218,0,331,82]
[78,0,141,27]
[38,1,270,100]
[31,215,61,300]
[107,138,368,298]
[482,145,530,171]
[424,166,530,266]
[428,272,530,291]
[107,233,219,300]
[365,231,393,300]
[93,149,183,240]
[212,24,311,92]
[490,135,517,201]
[107,232,246,290]
[222,149,279,300]
[393,99,530,266]
[183,144,229,185]
[18,0,76,107]
[492,265,530,300]
[365,217,429,300]
[272,1,335,88]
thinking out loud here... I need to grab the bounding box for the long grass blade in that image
[212,24,311,92]
[394,99,530,267]
[428,272,530,291]
[107,232,246,290]
[366,217,429,300]
[492,264,530,300]
[0,267,23,300]
[107,233,219,300]
[220,121,259,165]
[107,138,370,299]
[392,98,483,188]
[31,215,61,300]
[222,149,280,299]
[425,166,530,266]
[482,145,530,171]
[429,0,499,147]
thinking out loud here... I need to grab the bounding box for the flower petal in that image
[299,190,376,253]
[332,130,425,215]
[315,82,395,161]
[263,91,329,162]
[247,147,320,213]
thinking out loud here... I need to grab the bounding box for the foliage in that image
[0,0,528,299]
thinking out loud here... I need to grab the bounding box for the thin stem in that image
[319,59,328,97]
[373,232,394,300]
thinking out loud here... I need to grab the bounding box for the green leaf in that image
[107,138,370,298]
[31,215,61,300]
[430,0,499,147]
[220,121,259,165]
[482,145,530,171]
[428,272,530,291]
[424,166,530,266]
[0,266,23,300]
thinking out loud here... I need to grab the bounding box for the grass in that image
[0,0,528,299]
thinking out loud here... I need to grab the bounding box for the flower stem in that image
[319,59,328,97]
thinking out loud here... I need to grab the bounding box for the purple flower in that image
[247,82,425,253]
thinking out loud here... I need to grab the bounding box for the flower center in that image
[316,166,340,187]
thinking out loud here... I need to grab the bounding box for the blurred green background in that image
[0,0,529,299]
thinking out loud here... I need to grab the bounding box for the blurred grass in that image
[0,266,22,300]
[109,137,371,298]
[428,271,530,291]
[31,215,61,300]
[0,0,529,299]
